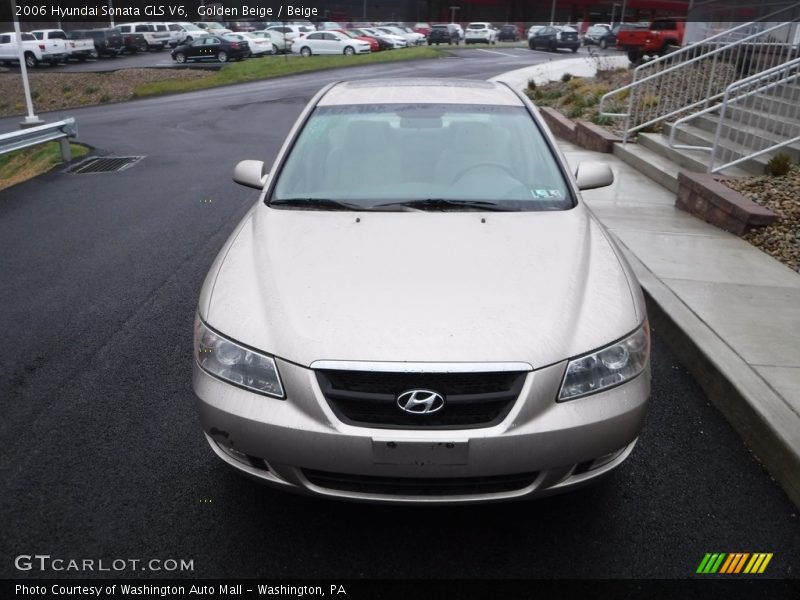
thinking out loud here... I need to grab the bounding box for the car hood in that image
[202,205,642,368]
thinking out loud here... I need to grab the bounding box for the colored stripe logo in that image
[696,553,773,574]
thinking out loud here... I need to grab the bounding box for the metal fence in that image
[0,118,78,162]
[598,2,800,142]
[668,57,800,172]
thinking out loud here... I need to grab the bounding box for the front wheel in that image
[300,46,311,57]
[599,39,608,49]
[343,46,355,56]
[217,50,228,63]
[185,36,193,43]
[174,52,186,64]
[571,46,578,53]
[272,43,279,54]
[24,52,38,68]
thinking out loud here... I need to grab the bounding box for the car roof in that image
[318,79,524,107]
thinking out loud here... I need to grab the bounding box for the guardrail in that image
[0,118,78,162]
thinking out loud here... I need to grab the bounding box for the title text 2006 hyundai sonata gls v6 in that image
[193,79,650,504]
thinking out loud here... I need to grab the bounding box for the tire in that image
[599,39,608,49]
[300,46,311,57]
[272,43,279,54]
[627,49,641,63]
[659,40,679,56]
[217,50,228,63]
[549,41,557,52]
[185,36,193,43]
[343,46,354,56]
[175,52,186,64]
[24,52,38,68]
[571,46,578,53]
[529,39,535,50]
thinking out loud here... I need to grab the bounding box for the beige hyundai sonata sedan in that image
[193,78,651,504]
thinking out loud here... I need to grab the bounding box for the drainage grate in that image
[66,156,144,174]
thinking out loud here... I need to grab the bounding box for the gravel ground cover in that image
[724,165,800,273]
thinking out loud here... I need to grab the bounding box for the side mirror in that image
[575,161,614,190]
[233,159,267,189]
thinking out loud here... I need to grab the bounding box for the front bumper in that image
[194,354,650,504]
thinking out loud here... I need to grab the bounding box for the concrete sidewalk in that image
[491,59,800,507]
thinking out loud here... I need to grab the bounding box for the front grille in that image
[316,369,526,429]
[303,469,538,496]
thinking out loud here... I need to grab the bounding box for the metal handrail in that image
[0,118,78,162]
[708,59,800,172]
[668,56,800,152]
[597,2,800,141]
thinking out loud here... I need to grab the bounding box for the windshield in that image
[270,103,573,211]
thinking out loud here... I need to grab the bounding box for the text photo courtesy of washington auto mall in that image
[1,0,799,598]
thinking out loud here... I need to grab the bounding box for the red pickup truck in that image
[616,17,685,62]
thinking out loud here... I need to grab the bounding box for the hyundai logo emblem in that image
[397,389,445,415]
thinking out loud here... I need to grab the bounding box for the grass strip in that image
[134,47,445,97]
[0,142,89,191]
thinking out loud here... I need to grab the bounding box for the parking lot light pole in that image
[10,0,43,127]
[550,0,557,25]
[108,0,115,27]
[449,5,460,24]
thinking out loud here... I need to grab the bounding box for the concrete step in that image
[763,82,800,103]
[680,115,800,163]
[636,131,753,178]
[698,106,800,139]
[612,140,682,193]
[751,91,800,118]
[668,122,800,174]
[638,131,715,173]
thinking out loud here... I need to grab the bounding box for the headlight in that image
[194,316,285,398]
[558,321,649,401]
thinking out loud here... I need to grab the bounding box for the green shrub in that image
[527,79,537,91]
[561,72,573,83]
[568,105,585,118]
[592,114,613,126]
[84,86,99,94]
[99,94,110,103]
[764,152,793,176]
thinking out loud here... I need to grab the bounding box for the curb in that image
[622,249,800,508]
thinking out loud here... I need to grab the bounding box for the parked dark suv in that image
[426,24,460,45]
[498,24,519,41]
[68,29,123,57]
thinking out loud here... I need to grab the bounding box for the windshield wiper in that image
[371,199,518,212]
[270,198,367,211]
[271,198,422,212]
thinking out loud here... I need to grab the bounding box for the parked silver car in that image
[193,78,651,504]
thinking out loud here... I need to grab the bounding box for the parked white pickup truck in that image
[0,31,66,67]
[31,29,95,61]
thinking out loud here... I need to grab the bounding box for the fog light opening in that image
[217,441,253,466]
[589,446,628,471]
